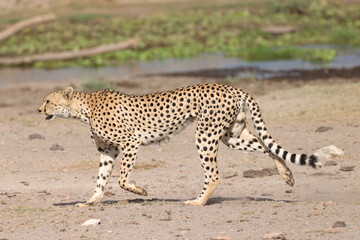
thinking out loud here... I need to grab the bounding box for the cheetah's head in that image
[38,87,75,121]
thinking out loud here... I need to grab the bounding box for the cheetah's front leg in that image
[77,134,119,207]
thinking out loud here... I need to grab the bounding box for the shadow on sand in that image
[53,196,294,207]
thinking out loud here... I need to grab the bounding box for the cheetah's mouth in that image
[45,115,55,120]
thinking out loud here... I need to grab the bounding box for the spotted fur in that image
[38,84,321,206]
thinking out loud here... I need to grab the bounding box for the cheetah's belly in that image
[139,115,196,145]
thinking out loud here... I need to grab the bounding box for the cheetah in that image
[38,83,321,206]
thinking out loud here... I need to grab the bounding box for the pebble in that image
[50,144,64,151]
[340,165,355,172]
[81,219,101,226]
[104,191,115,197]
[28,133,45,140]
[315,126,332,133]
[223,172,238,179]
[261,193,273,197]
[333,221,346,228]
[263,232,286,239]
[324,161,337,166]
[315,145,344,159]
[7,193,17,198]
[325,200,333,206]
[243,168,277,178]
[20,181,29,186]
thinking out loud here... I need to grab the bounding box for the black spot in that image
[290,154,296,163]
[300,154,307,165]
[308,155,318,168]
[282,151,288,160]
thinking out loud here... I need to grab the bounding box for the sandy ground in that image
[0,76,359,240]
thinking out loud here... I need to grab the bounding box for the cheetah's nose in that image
[38,109,41,113]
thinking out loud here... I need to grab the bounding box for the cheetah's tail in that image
[240,90,322,169]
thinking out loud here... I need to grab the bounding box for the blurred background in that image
[1,0,360,90]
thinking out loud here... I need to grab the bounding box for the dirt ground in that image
[0,75,359,240]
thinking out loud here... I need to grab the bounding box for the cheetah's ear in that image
[62,87,74,100]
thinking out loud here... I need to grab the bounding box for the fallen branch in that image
[0,38,139,65]
[0,13,56,42]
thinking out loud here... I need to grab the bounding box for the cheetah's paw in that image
[183,199,205,206]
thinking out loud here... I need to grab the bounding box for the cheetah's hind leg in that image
[118,139,148,196]
[184,120,222,206]
[222,112,295,187]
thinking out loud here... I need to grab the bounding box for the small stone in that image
[104,191,115,197]
[315,126,332,133]
[333,221,346,228]
[223,172,238,179]
[315,145,344,160]
[261,193,273,197]
[7,193,16,198]
[141,213,152,218]
[215,236,230,240]
[38,190,52,195]
[325,200,333,206]
[340,166,355,172]
[20,181,29,186]
[310,172,334,177]
[28,134,45,140]
[263,232,286,239]
[50,144,64,151]
[324,161,337,166]
[60,228,66,232]
[285,190,292,193]
[81,219,101,226]
[243,168,277,178]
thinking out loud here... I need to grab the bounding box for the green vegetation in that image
[81,77,116,91]
[0,0,359,68]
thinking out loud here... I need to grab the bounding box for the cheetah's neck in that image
[69,92,92,125]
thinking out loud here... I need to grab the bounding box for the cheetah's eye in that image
[46,100,50,104]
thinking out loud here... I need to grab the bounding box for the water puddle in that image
[0,45,359,86]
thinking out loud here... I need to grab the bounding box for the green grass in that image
[228,45,337,63]
[0,0,358,68]
[81,77,116,91]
